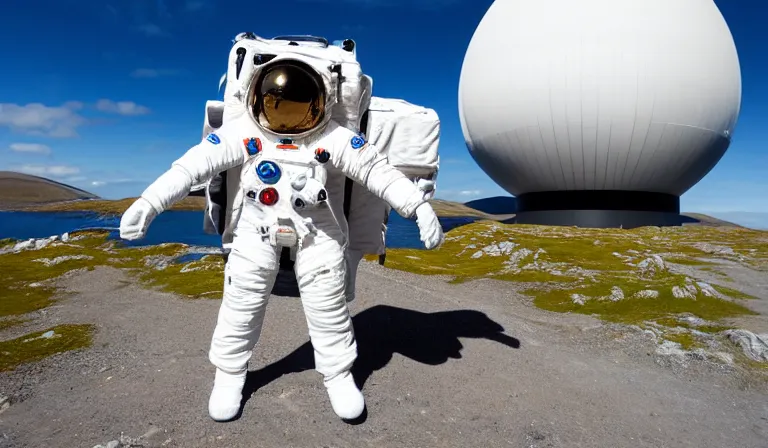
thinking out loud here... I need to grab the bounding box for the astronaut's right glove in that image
[119,197,158,241]
[414,202,444,250]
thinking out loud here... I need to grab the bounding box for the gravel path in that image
[1,262,767,448]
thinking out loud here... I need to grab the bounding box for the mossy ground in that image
[0,232,225,325]
[2,218,766,372]
[0,231,226,369]
[0,324,94,372]
[380,221,767,366]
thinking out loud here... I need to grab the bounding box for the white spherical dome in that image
[458,0,741,198]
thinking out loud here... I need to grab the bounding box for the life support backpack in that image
[195,34,440,261]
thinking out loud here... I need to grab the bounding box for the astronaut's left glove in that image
[119,197,158,241]
[414,202,444,250]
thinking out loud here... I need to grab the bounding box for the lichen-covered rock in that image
[34,254,94,266]
[691,242,736,256]
[571,293,589,305]
[723,329,768,362]
[672,286,696,299]
[637,255,667,278]
[696,282,721,298]
[607,286,624,302]
[656,340,688,357]
[634,289,659,299]
[504,248,533,269]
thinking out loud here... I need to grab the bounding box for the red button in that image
[259,187,279,206]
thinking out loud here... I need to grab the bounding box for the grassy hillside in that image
[0,171,99,210]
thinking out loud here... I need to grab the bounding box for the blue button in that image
[257,161,281,184]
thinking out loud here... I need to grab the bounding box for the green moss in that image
[652,317,692,329]
[0,317,28,331]
[0,232,114,317]
[696,324,732,334]
[0,324,94,372]
[529,274,757,326]
[664,332,698,350]
[664,257,714,266]
[135,255,225,298]
[712,284,759,300]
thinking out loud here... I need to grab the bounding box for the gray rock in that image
[638,255,667,278]
[634,290,659,299]
[672,286,696,299]
[571,293,589,305]
[696,282,720,298]
[34,254,94,266]
[691,242,736,256]
[607,286,624,302]
[723,329,768,362]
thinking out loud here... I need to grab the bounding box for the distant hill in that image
[0,171,99,210]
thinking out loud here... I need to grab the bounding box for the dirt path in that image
[1,262,767,448]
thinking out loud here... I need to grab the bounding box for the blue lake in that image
[0,210,481,250]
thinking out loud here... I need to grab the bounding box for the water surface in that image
[0,210,481,249]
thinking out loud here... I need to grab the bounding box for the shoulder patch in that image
[206,133,221,145]
[243,137,262,156]
[350,134,366,150]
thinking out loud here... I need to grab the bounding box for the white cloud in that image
[459,189,483,196]
[95,99,151,116]
[0,102,86,137]
[130,68,181,78]
[12,164,80,178]
[9,143,52,155]
[89,178,141,187]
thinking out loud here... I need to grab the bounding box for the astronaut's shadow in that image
[239,304,521,422]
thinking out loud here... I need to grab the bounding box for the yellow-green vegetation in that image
[380,220,766,342]
[664,332,698,350]
[29,196,208,215]
[0,324,94,372]
[0,231,225,328]
[532,280,757,325]
[0,230,227,369]
[0,231,115,318]
[713,285,759,300]
[135,254,225,298]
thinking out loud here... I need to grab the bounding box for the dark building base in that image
[514,190,682,229]
[514,210,685,229]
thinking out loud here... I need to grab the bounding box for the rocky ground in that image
[1,222,767,448]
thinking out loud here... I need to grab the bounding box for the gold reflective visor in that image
[250,61,325,134]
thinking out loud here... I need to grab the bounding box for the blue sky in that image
[0,0,766,228]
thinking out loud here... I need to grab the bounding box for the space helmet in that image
[247,58,327,136]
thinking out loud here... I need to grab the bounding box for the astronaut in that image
[119,45,444,422]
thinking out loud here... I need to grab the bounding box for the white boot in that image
[324,371,365,420]
[208,368,247,421]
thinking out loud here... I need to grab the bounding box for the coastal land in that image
[0,172,767,447]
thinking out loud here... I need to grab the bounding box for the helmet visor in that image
[250,61,325,134]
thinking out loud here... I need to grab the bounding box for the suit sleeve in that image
[327,123,427,219]
[140,124,246,214]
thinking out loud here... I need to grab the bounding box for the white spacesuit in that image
[119,35,444,422]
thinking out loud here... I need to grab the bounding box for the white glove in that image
[414,202,444,250]
[119,197,158,241]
